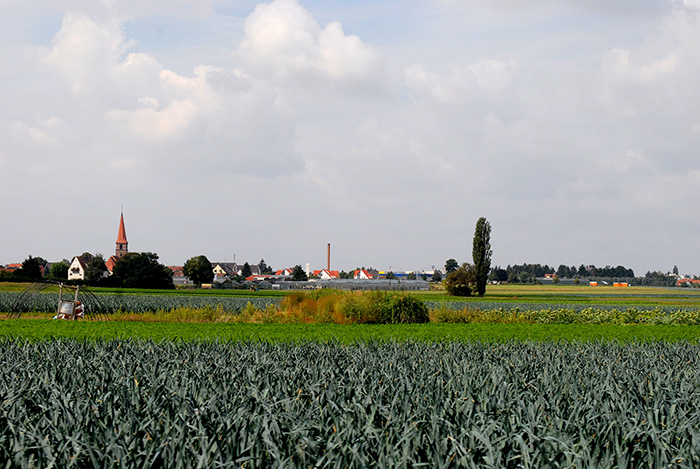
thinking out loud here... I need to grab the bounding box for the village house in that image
[313,269,340,280]
[211,262,261,282]
[354,269,374,280]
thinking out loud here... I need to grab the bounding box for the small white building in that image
[68,256,88,280]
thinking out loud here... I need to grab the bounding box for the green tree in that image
[472,217,492,297]
[49,261,70,280]
[77,253,108,285]
[407,272,416,280]
[445,258,459,274]
[490,267,507,283]
[386,271,396,279]
[112,252,174,289]
[18,255,44,280]
[432,270,442,282]
[258,259,273,275]
[556,264,570,278]
[291,265,308,281]
[444,263,475,296]
[183,255,214,287]
[241,262,252,278]
[508,270,519,283]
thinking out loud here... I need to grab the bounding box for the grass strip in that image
[2,320,700,343]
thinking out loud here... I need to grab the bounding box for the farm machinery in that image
[6,281,110,320]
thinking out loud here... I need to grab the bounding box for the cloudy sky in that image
[2,0,700,275]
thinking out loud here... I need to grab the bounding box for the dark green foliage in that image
[388,294,429,323]
[111,252,174,289]
[3,339,700,467]
[385,271,395,279]
[338,291,430,324]
[258,259,273,275]
[444,263,475,296]
[241,262,252,278]
[84,254,108,285]
[49,262,69,280]
[291,265,307,281]
[183,255,214,287]
[444,258,459,274]
[13,255,44,281]
[472,217,492,296]
[490,267,508,282]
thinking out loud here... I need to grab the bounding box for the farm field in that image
[418,284,700,308]
[2,338,700,466]
[3,283,700,466]
[4,283,700,313]
[2,320,700,343]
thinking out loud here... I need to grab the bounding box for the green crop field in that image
[2,320,700,343]
[2,338,700,467]
[419,284,700,307]
[4,283,700,466]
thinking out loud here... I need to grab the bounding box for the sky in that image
[2,0,700,276]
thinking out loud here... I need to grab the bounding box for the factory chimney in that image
[327,243,331,271]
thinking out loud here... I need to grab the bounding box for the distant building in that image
[313,269,340,280]
[354,269,374,280]
[68,255,89,281]
[169,266,189,285]
[106,211,129,274]
[212,262,260,282]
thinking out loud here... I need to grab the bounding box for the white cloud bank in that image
[1,0,700,274]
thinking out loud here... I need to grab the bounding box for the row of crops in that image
[425,300,700,315]
[5,291,700,324]
[430,303,700,325]
[2,339,699,467]
[0,292,281,315]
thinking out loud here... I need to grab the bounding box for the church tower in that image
[115,211,128,258]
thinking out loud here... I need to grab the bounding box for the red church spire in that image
[117,211,127,244]
[115,211,128,258]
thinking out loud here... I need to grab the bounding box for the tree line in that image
[1,253,174,289]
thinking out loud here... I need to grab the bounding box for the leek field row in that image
[2,339,700,467]
[0,292,280,315]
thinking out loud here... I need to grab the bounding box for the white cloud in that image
[3,0,700,274]
[239,0,386,90]
[36,11,302,178]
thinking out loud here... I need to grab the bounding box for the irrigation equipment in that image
[6,281,110,320]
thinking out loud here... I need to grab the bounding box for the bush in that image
[444,264,475,296]
[275,290,431,324]
[388,294,430,324]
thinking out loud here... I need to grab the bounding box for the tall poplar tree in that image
[472,217,492,297]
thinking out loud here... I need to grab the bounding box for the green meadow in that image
[2,320,700,343]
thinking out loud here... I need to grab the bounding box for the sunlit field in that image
[4,282,700,466]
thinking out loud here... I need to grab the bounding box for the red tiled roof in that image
[106,256,118,272]
[354,269,373,279]
[314,269,339,279]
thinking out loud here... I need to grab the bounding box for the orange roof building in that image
[107,211,129,274]
[116,211,128,258]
